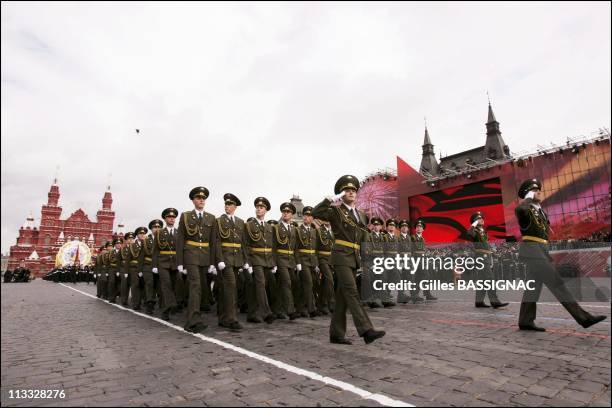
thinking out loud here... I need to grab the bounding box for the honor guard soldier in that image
[176,187,215,333]
[381,219,399,307]
[397,219,412,304]
[139,221,162,315]
[244,197,276,324]
[410,219,437,302]
[152,208,180,321]
[273,202,300,320]
[515,179,606,331]
[119,233,134,306]
[466,212,508,309]
[123,230,143,311]
[108,237,124,303]
[214,193,249,331]
[295,206,319,318]
[313,175,385,345]
[315,217,335,315]
[364,217,385,309]
[95,244,108,299]
[101,241,113,299]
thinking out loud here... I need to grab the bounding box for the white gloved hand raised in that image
[152,268,158,274]
[296,264,302,272]
[218,262,226,271]
[326,190,346,202]
[471,220,480,228]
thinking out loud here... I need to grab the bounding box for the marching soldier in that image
[273,202,300,320]
[313,175,385,345]
[123,230,144,311]
[515,179,606,331]
[410,220,437,302]
[397,219,412,304]
[152,208,180,321]
[139,220,162,315]
[295,206,319,318]
[214,193,249,331]
[266,219,280,311]
[315,218,335,315]
[381,218,398,307]
[244,197,276,324]
[176,187,216,333]
[364,217,385,308]
[95,244,108,299]
[108,237,124,303]
[120,233,133,306]
[466,211,508,309]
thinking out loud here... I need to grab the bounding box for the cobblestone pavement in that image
[1,280,610,407]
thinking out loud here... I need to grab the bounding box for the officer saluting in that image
[466,211,508,309]
[313,175,385,345]
[516,179,606,331]
[214,193,249,331]
[152,208,180,321]
[176,187,216,333]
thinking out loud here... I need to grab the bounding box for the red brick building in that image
[7,180,119,277]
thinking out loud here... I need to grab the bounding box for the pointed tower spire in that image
[419,124,440,176]
[484,99,510,159]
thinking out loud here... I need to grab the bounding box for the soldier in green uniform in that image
[515,179,606,331]
[315,218,335,315]
[152,208,180,321]
[397,220,412,304]
[466,211,509,309]
[364,217,385,309]
[266,219,280,312]
[119,233,133,306]
[95,244,107,299]
[244,197,276,324]
[381,219,398,307]
[123,230,143,311]
[295,206,319,318]
[139,221,161,315]
[214,193,249,331]
[313,175,385,345]
[273,203,300,320]
[108,237,124,303]
[410,220,437,302]
[176,187,215,333]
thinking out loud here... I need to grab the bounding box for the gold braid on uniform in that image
[217,218,231,240]
[335,206,370,234]
[246,221,263,242]
[156,230,172,250]
[317,227,330,247]
[274,224,288,245]
[528,207,548,232]
[144,239,153,256]
[297,227,310,247]
[129,243,142,258]
[184,213,200,236]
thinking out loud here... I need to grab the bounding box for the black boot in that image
[581,315,607,329]
[363,329,386,344]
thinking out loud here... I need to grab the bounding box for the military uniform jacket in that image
[176,210,216,267]
[411,234,426,254]
[312,198,369,269]
[273,222,299,268]
[466,226,492,253]
[214,214,248,268]
[245,219,276,268]
[94,253,105,276]
[152,228,178,270]
[109,248,123,272]
[398,233,412,255]
[384,232,398,257]
[367,232,386,256]
[515,198,551,260]
[315,225,334,265]
[123,241,143,274]
[138,235,155,272]
[101,252,110,275]
[296,224,318,268]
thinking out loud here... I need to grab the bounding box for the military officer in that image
[95,244,108,298]
[108,237,124,303]
[122,230,143,311]
[176,187,216,333]
[515,179,606,331]
[364,217,385,308]
[244,197,276,324]
[315,217,335,315]
[214,193,249,331]
[381,218,399,307]
[152,208,180,321]
[139,220,162,315]
[119,233,133,306]
[397,219,412,304]
[410,220,437,302]
[295,206,319,318]
[273,202,300,320]
[313,175,385,345]
[466,211,509,309]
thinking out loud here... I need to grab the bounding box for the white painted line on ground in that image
[59,283,413,408]
[435,299,611,309]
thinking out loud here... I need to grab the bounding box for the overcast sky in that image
[1,2,610,253]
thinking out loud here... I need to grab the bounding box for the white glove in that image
[211,267,218,276]
[243,263,250,270]
[93,274,97,278]
[177,265,183,272]
[180,268,188,275]
[326,190,346,202]
[208,265,216,273]
[272,266,277,274]
[315,266,320,273]
[152,267,158,274]
[124,274,128,278]
[471,220,479,227]
[138,272,143,277]
[218,262,226,271]
[248,267,253,275]
[105,273,109,277]
[296,264,302,272]
[116,272,120,277]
